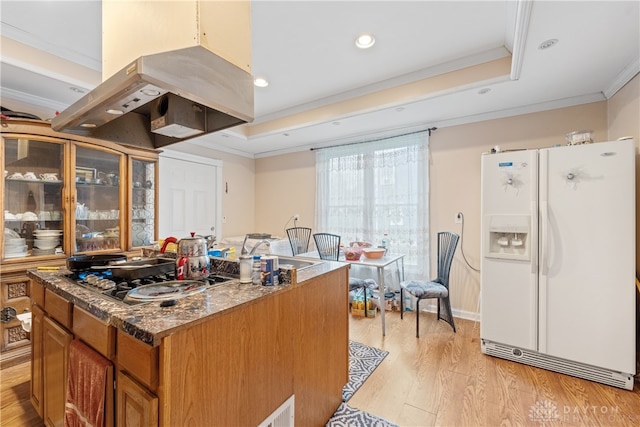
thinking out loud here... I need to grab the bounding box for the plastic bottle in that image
[381,233,389,250]
[251,256,262,285]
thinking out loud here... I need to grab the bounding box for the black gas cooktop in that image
[66,270,233,305]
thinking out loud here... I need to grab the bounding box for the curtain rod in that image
[310,127,437,151]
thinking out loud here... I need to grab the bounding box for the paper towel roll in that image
[17,312,31,332]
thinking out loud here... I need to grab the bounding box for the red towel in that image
[64,340,112,427]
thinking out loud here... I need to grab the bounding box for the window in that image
[315,130,429,279]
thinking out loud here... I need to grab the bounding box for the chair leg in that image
[363,286,368,317]
[400,288,404,319]
[439,296,456,333]
[415,298,420,338]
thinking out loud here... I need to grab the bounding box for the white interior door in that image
[158,150,222,240]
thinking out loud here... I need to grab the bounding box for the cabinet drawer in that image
[31,280,45,308]
[44,289,72,329]
[117,330,158,391]
[73,306,115,359]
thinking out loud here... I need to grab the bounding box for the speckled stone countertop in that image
[27,258,346,347]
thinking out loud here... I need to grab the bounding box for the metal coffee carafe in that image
[176,233,211,279]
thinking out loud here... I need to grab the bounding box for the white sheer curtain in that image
[315,130,430,280]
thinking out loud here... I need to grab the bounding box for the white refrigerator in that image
[480,139,636,390]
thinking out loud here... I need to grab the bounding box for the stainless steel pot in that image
[176,233,210,279]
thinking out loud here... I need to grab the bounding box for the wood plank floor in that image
[348,310,640,426]
[1,310,639,426]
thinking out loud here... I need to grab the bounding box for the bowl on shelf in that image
[34,239,59,250]
[362,247,386,259]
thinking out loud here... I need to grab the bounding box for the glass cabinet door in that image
[3,136,66,260]
[74,145,123,253]
[130,158,156,247]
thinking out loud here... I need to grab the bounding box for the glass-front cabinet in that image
[73,143,124,253]
[0,121,159,263]
[130,158,156,248]
[3,136,66,259]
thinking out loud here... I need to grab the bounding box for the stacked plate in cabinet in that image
[33,229,62,255]
[4,229,27,258]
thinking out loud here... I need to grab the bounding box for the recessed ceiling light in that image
[395,107,405,112]
[478,88,491,95]
[106,109,124,115]
[538,38,558,50]
[69,86,85,93]
[355,33,375,49]
[254,77,269,88]
[333,121,341,126]
[283,133,290,137]
[80,123,97,128]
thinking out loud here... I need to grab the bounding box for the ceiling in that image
[1,1,638,158]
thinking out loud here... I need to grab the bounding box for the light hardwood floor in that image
[1,310,639,426]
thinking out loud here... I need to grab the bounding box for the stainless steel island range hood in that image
[51,45,254,149]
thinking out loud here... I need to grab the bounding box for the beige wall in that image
[607,73,640,271]
[254,150,316,237]
[254,101,612,318]
[175,74,639,318]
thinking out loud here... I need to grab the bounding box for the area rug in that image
[327,402,398,427]
[342,340,389,402]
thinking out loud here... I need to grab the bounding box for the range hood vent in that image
[51,46,253,149]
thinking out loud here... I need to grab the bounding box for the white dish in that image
[4,229,21,239]
[4,252,28,259]
[34,243,58,250]
[5,238,26,246]
[33,248,55,255]
[5,245,28,253]
[34,233,62,237]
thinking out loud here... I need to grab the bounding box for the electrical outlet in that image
[223,216,227,224]
[455,212,462,224]
[294,214,300,221]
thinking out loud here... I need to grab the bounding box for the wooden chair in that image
[400,231,459,337]
[313,233,341,261]
[286,227,312,256]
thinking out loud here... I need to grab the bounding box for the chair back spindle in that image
[313,233,341,261]
[286,227,312,256]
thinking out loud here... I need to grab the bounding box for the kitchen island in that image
[27,259,350,427]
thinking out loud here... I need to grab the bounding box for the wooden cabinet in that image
[31,279,116,427]
[29,303,44,418]
[117,371,158,427]
[1,119,159,365]
[42,315,72,427]
[0,273,31,366]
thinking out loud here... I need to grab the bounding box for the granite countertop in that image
[27,259,345,347]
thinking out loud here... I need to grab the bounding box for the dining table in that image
[296,250,405,336]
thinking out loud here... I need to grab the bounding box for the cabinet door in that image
[130,158,157,248]
[0,274,31,352]
[72,143,124,253]
[2,135,67,260]
[117,370,158,427]
[42,316,72,427]
[30,304,44,418]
